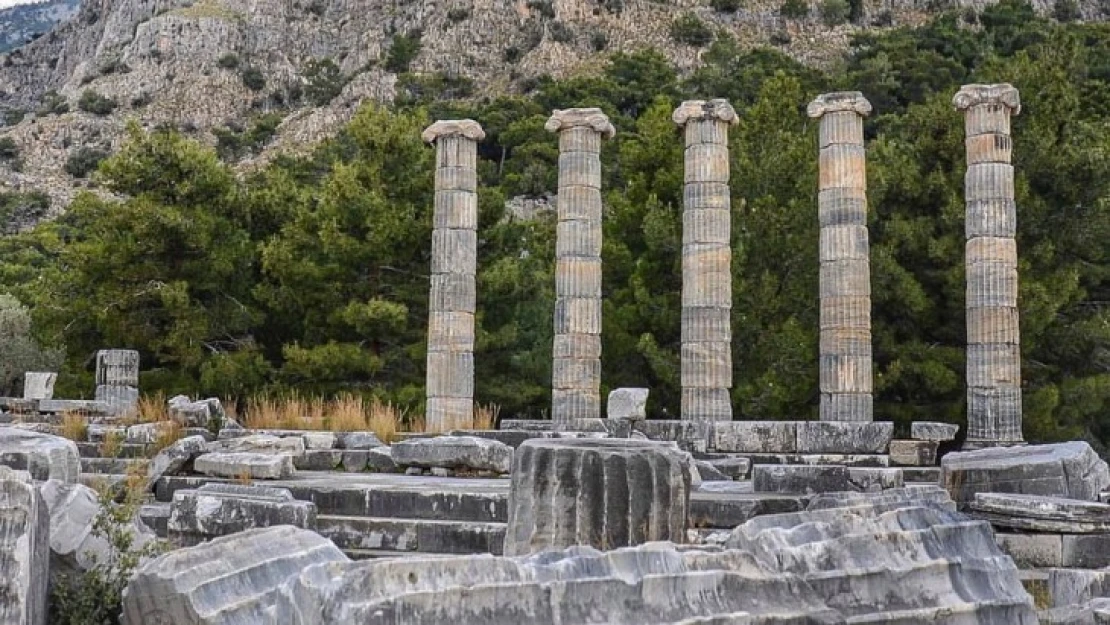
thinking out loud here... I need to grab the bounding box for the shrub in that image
[395,72,475,105]
[64,146,110,178]
[819,0,849,25]
[590,31,609,51]
[670,13,713,47]
[77,89,117,115]
[0,137,17,160]
[304,57,346,106]
[38,90,69,115]
[503,45,523,63]
[0,295,62,396]
[770,30,792,45]
[1053,0,1081,21]
[61,411,88,441]
[240,66,266,91]
[385,30,423,73]
[780,0,809,19]
[217,52,240,69]
[130,92,153,108]
[3,108,24,126]
[525,0,555,18]
[447,7,470,22]
[710,0,742,12]
[549,20,574,43]
[306,0,326,16]
[48,482,166,625]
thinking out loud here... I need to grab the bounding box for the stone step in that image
[76,442,150,458]
[317,515,505,555]
[140,503,170,536]
[80,457,148,475]
[902,467,941,483]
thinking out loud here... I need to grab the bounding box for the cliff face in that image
[0,0,1097,220]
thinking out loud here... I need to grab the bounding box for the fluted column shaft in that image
[546,109,615,425]
[423,120,485,432]
[954,84,1023,447]
[807,92,873,422]
[673,100,737,422]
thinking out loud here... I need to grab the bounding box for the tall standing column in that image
[954,84,1023,448]
[545,108,615,425]
[422,120,485,433]
[807,92,874,422]
[673,99,737,422]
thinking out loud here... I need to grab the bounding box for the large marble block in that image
[714,421,797,453]
[795,421,893,454]
[0,428,80,482]
[168,484,317,546]
[942,442,1110,505]
[392,435,513,473]
[0,469,48,625]
[193,452,295,480]
[752,464,850,494]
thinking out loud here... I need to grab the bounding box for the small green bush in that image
[130,92,153,108]
[549,21,574,43]
[38,90,69,115]
[77,89,117,115]
[64,146,110,178]
[1053,0,1081,21]
[819,0,849,25]
[385,30,422,73]
[241,66,266,91]
[590,31,609,51]
[218,53,240,69]
[670,13,713,47]
[3,108,24,126]
[304,57,346,106]
[447,7,470,22]
[0,137,17,160]
[710,0,742,12]
[779,0,809,19]
[525,0,555,18]
[504,46,523,63]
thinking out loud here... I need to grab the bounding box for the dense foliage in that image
[2,1,1108,448]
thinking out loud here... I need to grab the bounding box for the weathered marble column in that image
[673,99,737,422]
[95,348,139,416]
[807,92,874,422]
[954,84,1024,447]
[422,120,485,433]
[545,108,615,425]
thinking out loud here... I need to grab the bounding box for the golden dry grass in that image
[149,420,183,455]
[101,430,125,458]
[328,394,367,432]
[60,411,89,442]
[235,467,253,485]
[242,394,418,441]
[473,403,500,431]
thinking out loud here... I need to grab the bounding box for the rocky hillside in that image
[0,0,1101,219]
[0,0,78,54]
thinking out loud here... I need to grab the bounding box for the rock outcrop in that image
[0,427,80,482]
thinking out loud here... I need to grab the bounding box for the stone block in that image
[606,387,648,421]
[338,432,384,450]
[752,464,850,494]
[366,447,398,472]
[391,436,513,473]
[167,484,317,546]
[695,460,730,481]
[0,428,80,482]
[95,349,139,387]
[911,421,959,442]
[0,471,48,625]
[498,420,554,432]
[631,420,712,453]
[340,451,369,472]
[942,442,1110,505]
[39,480,154,574]
[795,421,893,454]
[293,450,343,471]
[193,452,294,480]
[1063,534,1110,569]
[36,399,109,415]
[971,493,1110,533]
[125,421,177,444]
[121,526,347,625]
[903,467,942,483]
[744,453,890,467]
[95,384,139,415]
[301,432,337,450]
[698,456,751,480]
[207,434,306,457]
[505,439,690,555]
[995,532,1062,568]
[146,435,207,488]
[889,439,939,466]
[714,421,797,453]
[847,467,904,492]
[167,395,225,429]
[22,373,56,401]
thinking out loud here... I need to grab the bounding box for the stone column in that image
[672,99,737,423]
[95,349,139,416]
[954,84,1024,447]
[807,92,874,423]
[545,108,615,425]
[422,120,485,433]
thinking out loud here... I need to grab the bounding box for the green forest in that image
[0,0,1107,449]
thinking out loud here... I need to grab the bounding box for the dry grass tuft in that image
[121,391,170,425]
[243,394,420,440]
[367,398,402,442]
[101,430,125,458]
[473,403,500,431]
[235,467,253,485]
[328,394,367,432]
[60,411,89,442]
[149,420,183,455]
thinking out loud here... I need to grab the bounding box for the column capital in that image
[807,92,872,119]
[545,108,616,138]
[672,99,738,127]
[953,83,1021,115]
[422,119,486,144]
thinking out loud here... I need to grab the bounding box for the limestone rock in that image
[95,384,139,415]
[168,395,226,429]
[889,439,938,466]
[340,451,368,472]
[366,446,398,473]
[970,492,1110,533]
[911,421,960,442]
[505,439,690,556]
[714,421,796,453]
[795,421,893,454]
[391,436,512,473]
[337,432,384,450]
[39,479,154,573]
[805,485,957,512]
[121,526,347,625]
[194,452,295,480]
[293,450,342,471]
[207,434,306,457]
[0,427,80,482]
[146,435,207,488]
[22,372,56,401]
[752,464,850,494]
[695,460,729,481]
[606,387,648,420]
[125,421,177,444]
[0,472,49,625]
[167,484,317,546]
[847,466,904,492]
[941,441,1110,505]
[699,455,751,480]
[301,432,336,450]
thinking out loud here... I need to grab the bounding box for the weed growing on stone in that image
[60,411,88,442]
